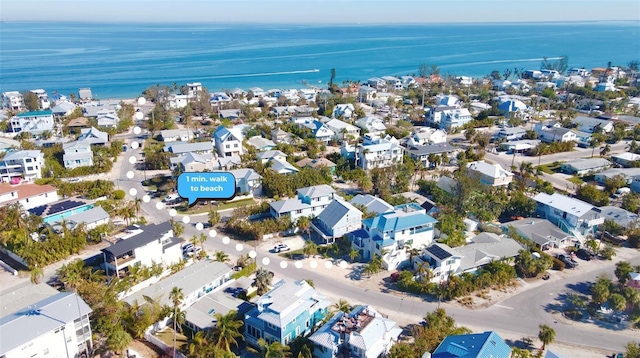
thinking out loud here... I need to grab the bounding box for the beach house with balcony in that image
[406,143,459,169]
[62,139,94,169]
[269,184,337,221]
[299,120,335,144]
[0,150,43,183]
[311,199,363,244]
[407,127,447,146]
[214,125,244,157]
[309,305,402,358]
[29,89,51,109]
[350,203,437,270]
[533,192,604,241]
[101,222,182,278]
[244,279,330,348]
[10,110,55,133]
[2,91,24,111]
[348,137,403,171]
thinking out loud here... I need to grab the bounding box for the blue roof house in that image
[432,331,511,358]
[244,280,330,348]
[350,203,437,270]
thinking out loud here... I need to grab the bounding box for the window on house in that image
[306,319,310,328]
[234,144,238,148]
[295,210,302,214]
[27,166,33,171]
[267,322,277,330]
[226,144,230,148]
[295,326,301,336]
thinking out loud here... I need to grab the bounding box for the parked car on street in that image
[576,248,596,261]
[272,243,290,253]
[557,254,579,269]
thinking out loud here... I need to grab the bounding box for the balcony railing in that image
[108,255,136,266]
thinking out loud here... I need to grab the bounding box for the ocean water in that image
[1,21,639,99]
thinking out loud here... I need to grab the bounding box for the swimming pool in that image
[43,203,95,224]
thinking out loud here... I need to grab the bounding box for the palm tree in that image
[302,240,318,258]
[29,266,43,284]
[296,216,311,238]
[255,268,273,295]
[600,144,612,157]
[538,324,556,351]
[212,310,243,352]
[188,331,212,358]
[248,338,291,358]
[348,247,360,263]
[172,221,185,239]
[197,233,207,254]
[215,251,230,263]
[208,210,221,227]
[333,299,352,313]
[169,287,184,358]
[133,197,142,219]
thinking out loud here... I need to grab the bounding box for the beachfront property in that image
[0,149,43,183]
[2,91,24,111]
[311,199,363,244]
[325,118,361,142]
[309,305,402,358]
[502,218,576,250]
[466,160,514,187]
[244,279,331,348]
[572,116,614,134]
[350,203,437,270]
[0,284,93,358]
[168,94,189,109]
[187,82,203,99]
[413,233,524,283]
[226,168,263,196]
[560,158,612,176]
[269,184,337,221]
[356,116,387,136]
[0,183,59,210]
[405,143,459,169]
[431,331,511,358]
[9,110,55,133]
[610,152,640,168]
[101,222,182,278]
[533,192,604,241]
[214,125,244,157]
[27,89,51,109]
[160,129,194,142]
[62,139,94,169]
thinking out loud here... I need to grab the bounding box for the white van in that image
[613,187,631,198]
[163,194,180,203]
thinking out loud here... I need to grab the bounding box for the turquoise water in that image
[1,21,639,99]
[43,203,95,224]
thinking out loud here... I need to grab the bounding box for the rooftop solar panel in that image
[427,245,453,260]
[28,205,48,216]
[47,200,85,215]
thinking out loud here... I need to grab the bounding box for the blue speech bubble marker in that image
[177,172,236,206]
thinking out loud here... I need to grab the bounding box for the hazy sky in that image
[2,0,639,24]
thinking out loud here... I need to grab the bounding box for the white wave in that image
[198,69,321,80]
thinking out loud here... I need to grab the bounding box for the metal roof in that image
[102,222,172,257]
[316,199,362,231]
[533,192,594,218]
[433,331,511,358]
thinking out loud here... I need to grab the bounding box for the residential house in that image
[123,260,233,312]
[0,183,59,210]
[219,109,242,120]
[610,152,640,168]
[535,81,558,92]
[309,305,402,358]
[300,120,335,144]
[63,139,94,169]
[425,105,473,130]
[185,290,253,332]
[168,94,189,109]
[466,161,513,187]
[356,116,387,136]
[572,116,614,134]
[51,101,77,117]
[249,87,266,98]
[210,92,232,104]
[30,89,51,109]
[269,184,337,221]
[332,104,355,119]
[244,279,330,347]
[170,152,217,172]
[381,76,403,90]
[628,272,640,290]
[561,158,612,176]
[101,222,182,278]
[595,168,640,185]
[2,91,24,111]
[214,125,244,157]
[164,141,215,156]
[350,194,394,215]
[96,109,120,128]
[359,86,378,102]
[247,136,277,152]
[272,106,298,118]
[78,88,93,102]
[326,119,361,142]
[596,81,617,92]
[537,127,577,143]
[271,128,297,145]
[503,218,577,250]
[311,199,363,244]
[0,150,43,182]
[0,137,20,153]
[227,168,263,196]
[499,139,541,154]
[296,157,336,176]
[407,128,447,146]
[413,233,523,283]
[367,78,386,89]
[187,82,203,99]
[53,206,110,231]
[595,206,639,231]
[160,129,194,142]
[431,331,511,358]
[496,126,527,141]
[269,158,299,175]
[350,137,403,171]
[0,285,93,358]
[533,192,604,240]
[351,203,437,270]
[10,110,55,133]
[406,143,459,169]
[257,150,288,164]
[79,127,109,145]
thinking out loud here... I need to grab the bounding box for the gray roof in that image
[63,138,92,150]
[160,129,194,140]
[164,141,214,154]
[406,143,459,156]
[78,88,92,99]
[595,206,639,229]
[63,150,93,162]
[270,198,309,214]
[228,168,261,182]
[454,236,524,272]
[256,150,286,161]
[51,101,76,114]
[350,194,393,215]
[79,127,109,144]
[270,158,299,174]
[247,136,276,149]
[2,150,42,161]
[0,292,92,355]
[504,218,574,246]
[185,291,253,330]
[297,184,335,198]
[0,283,59,315]
[102,222,173,257]
[562,158,611,171]
[170,152,214,166]
[316,199,362,230]
[595,167,640,181]
[253,280,330,328]
[124,260,233,308]
[543,127,574,136]
[572,116,612,128]
[64,206,109,225]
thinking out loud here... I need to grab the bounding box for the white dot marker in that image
[131,141,139,149]
[142,195,150,203]
[128,188,137,196]
[128,156,137,164]
[262,257,271,265]
[280,261,288,269]
[209,229,217,238]
[155,202,164,210]
[295,261,303,269]
[182,216,191,224]
[195,222,203,231]
[169,209,177,217]
[133,126,142,135]
[235,243,243,252]
[126,171,134,179]
[249,250,257,258]
[324,261,333,269]
[222,236,230,245]
[339,260,348,269]
[309,261,318,269]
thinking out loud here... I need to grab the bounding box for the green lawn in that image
[567,176,585,185]
[142,175,173,192]
[177,198,255,214]
[536,162,562,174]
[156,328,188,352]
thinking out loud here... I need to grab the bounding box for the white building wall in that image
[18,190,59,210]
[2,319,86,358]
